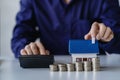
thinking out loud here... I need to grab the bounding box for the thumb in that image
[84,32,92,40]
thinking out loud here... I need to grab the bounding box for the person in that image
[11,0,120,58]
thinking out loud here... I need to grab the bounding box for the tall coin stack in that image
[66,63,75,71]
[58,64,67,71]
[84,61,92,71]
[92,57,100,71]
[49,64,58,71]
[75,62,83,71]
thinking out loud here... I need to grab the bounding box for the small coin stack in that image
[66,63,75,71]
[49,64,58,71]
[84,61,92,71]
[92,57,100,71]
[75,62,83,71]
[58,64,67,71]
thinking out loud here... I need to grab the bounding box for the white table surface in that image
[0,54,120,80]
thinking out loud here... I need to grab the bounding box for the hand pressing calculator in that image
[19,55,54,68]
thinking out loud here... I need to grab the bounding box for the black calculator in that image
[19,55,54,68]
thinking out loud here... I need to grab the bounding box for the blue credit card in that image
[69,40,99,54]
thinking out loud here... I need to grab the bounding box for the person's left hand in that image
[84,22,114,42]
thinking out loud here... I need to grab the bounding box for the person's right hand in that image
[20,41,49,55]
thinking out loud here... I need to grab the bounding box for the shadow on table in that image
[101,66,120,71]
[0,60,5,65]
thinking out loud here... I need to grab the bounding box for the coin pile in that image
[92,57,100,71]
[49,64,58,71]
[75,62,83,71]
[84,61,92,71]
[66,63,75,71]
[58,64,67,71]
[49,57,101,72]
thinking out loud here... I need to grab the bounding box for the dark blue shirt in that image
[11,0,120,58]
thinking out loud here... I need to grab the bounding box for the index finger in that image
[35,41,47,55]
[90,22,99,38]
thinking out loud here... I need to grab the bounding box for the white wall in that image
[0,0,20,57]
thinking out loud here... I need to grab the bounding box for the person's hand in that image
[84,22,114,42]
[20,41,49,55]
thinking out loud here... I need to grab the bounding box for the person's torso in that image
[30,0,104,54]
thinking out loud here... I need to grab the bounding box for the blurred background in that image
[0,0,20,57]
[0,0,120,57]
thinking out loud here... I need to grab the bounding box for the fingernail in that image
[92,36,95,44]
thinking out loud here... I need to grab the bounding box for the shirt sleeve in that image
[99,0,120,53]
[11,0,39,58]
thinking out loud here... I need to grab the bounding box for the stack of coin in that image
[75,62,83,71]
[49,64,58,71]
[58,64,67,71]
[66,63,75,71]
[92,57,100,71]
[84,61,92,71]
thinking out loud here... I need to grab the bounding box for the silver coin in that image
[84,61,92,67]
[92,62,100,65]
[59,67,67,71]
[92,57,100,60]
[84,68,92,71]
[75,62,83,66]
[67,63,75,71]
[58,64,66,67]
[83,61,92,71]
[49,64,58,71]
[92,57,101,71]
[75,62,83,71]
[58,64,67,71]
